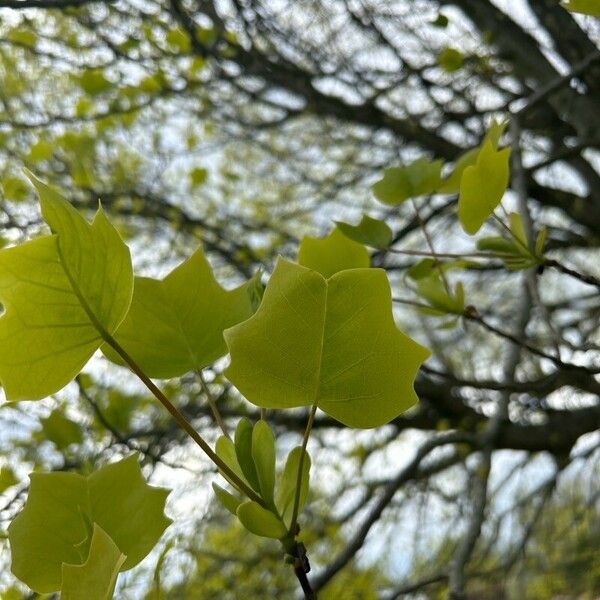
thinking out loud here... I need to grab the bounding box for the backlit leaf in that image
[276,447,311,527]
[8,454,171,593]
[39,409,83,450]
[372,158,443,205]
[236,501,287,539]
[298,226,369,278]
[0,173,133,401]
[103,247,259,378]
[61,524,126,600]
[458,140,511,235]
[335,214,393,249]
[251,420,276,506]
[561,0,600,16]
[212,483,243,516]
[234,418,261,492]
[224,258,430,428]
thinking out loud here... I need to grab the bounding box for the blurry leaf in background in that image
[0,467,19,494]
[38,409,83,450]
[561,0,600,16]
[437,47,465,72]
[335,214,393,249]
[372,158,443,205]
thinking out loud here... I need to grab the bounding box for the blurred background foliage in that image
[0,0,599,598]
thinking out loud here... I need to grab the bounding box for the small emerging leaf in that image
[212,483,242,516]
[251,420,276,506]
[234,419,261,492]
[236,501,287,539]
[458,140,511,235]
[276,447,311,527]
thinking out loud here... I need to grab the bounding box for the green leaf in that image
[216,435,249,490]
[0,466,18,494]
[103,247,258,378]
[212,483,242,516]
[39,409,83,450]
[535,227,548,257]
[234,418,261,492]
[166,28,191,52]
[7,29,37,47]
[508,212,529,250]
[335,215,393,249]
[190,167,208,187]
[251,420,276,506]
[27,140,54,163]
[61,524,126,600]
[224,258,430,428]
[477,236,519,255]
[0,173,133,401]
[2,176,29,202]
[77,69,111,95]
[297,227,369,278]
[236,501,287,539]
[372,158,443,205]
[437,47,464,72]
[458,140,511,235]
[438,120,507,194]
[276,447,311,527]
[8,454,171,593]
[415,273,465,315]
[561,0,600,16]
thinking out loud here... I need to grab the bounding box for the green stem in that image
[104,333,265,505]
[289,403,317,536]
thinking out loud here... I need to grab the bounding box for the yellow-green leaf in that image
[335,214,393,249]
[236,501,287,539]
[61,524,126,600]
[561,0,600,16]
[298,226,369,278]
[372,158,443,205]
[0,173,133,401]
[8,454,170,593]
[224,258,430,428]
[103,247,259,378]
[458,140,511,235]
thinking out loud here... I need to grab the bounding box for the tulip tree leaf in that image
[224,258,430,428]
[234,418,261,492]
[61,524,126,600]
[335,215,393,249]
[251,420,276,506]
[438,120,508,194]
[236,500,287,539]
[8,453,171,593]
[276,447,311,527]
[212,483,243,516]
[414,273,465,316]
[39,409,83,450]
[372,158,443,205]
[561,0,600,16]
[0,173,133,401]
[298,227,369,278]
[103,247,260,378]
[458,140,511,235]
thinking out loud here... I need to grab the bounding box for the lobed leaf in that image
[297,226,369,278]
[61,524,126,600]
[103,247,260,378]
[8,454,171,593]
[224,258,430,428]
[0,173,133,401]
